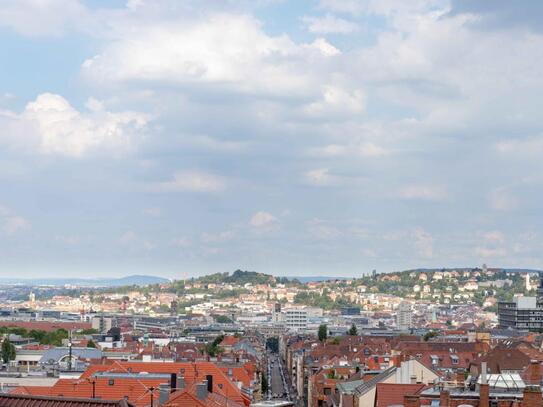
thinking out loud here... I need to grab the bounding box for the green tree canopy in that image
[318,324,328,342]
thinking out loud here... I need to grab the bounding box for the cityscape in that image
[1,1,543,407]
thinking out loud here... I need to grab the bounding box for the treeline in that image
[294,289,356,310]
[0,326,70,346]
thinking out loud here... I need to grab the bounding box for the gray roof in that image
[354,367,397,396]
[233,339,257,356]
[336,379,364,395]
[40,347,102,364]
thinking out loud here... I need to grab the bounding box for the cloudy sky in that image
[0,0,542,278]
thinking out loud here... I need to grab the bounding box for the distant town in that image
[1,265,543,406]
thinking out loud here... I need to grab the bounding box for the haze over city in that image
[1,0,543,278]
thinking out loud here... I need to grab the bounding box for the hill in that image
[0,275,169,287]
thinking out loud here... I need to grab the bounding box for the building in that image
[272,303,282,323]
[499,297,543,331]
[498,274,543,331]
[341,307,361,316]
[397,301,413,331]
[91,315,114,333]
[284,308,308,331]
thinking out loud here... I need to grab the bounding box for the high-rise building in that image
[499,273,543,331]
[272,302,283,323]
[397,301,413,330]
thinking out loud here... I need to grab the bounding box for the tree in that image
[348,323,358,336]
[1,338,16,364]
[318,324,328,342]
[423,330,438,342]
[87,339,97,348]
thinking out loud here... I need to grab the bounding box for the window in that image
[108,379,115,386]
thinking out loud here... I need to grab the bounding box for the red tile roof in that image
[0,393,134,407]
[80,361,250,406]
[375,383,426,407]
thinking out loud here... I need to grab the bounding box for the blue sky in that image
[1,0,543,278]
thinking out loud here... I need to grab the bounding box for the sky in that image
[1,0,543,279]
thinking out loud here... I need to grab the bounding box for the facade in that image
[284,308,308,331]
[499,296,543,332]
[397,301,413,331]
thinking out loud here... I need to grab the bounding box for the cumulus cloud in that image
[412,227,433,258]
[304,85,365,117]
[0,205,30,236]
[488,187,518,211]
[250,211,278,228]
[81,13,341,100]
[0,93,148,157]
[475,246,507,258]
[398,185,447,201]
[309,142,389,158]
[302,14,359,34]
[318,0,366,15]
[201,230,236,243]
[307,219,342,240]
[152,171,226,193]
[0,0,89,37]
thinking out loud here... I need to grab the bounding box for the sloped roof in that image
[0,394,133,407]
[375,383,426,407]
[354,367,397,396]
[40,347,102,364]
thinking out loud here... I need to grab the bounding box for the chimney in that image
[159,383,170,405]
[479,383,489,407]
[522,385,542,407]
[177,376,185,391]
[206,374,213,393]
[528,360,541,385]
[196,381,208,400]
[403,394,420,407]
[170,373,177,393]
[481,361,488,384]
[439,389,450,407]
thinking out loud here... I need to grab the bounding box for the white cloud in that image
[0,205,30,236]
[0,0,89,37]
[318,0,366,15]
[302,14,359,34]
[307,219,342,240]
[143,207,162,217]
[495,137,543,157]
[82,13,340,99]
[310,142,389,158]
[488,188,518,211]
[399,185,447,201]
[201,230,236,243]
[475,247,507,258]
[171,237,191,248]
[153,171,226,193]
[304,85,365,117]
[305,168,334,186]
[250,211,278,228]
[0,93,148,157]
[412,227,433,258]
[482,230,505,244]
[3,216,30,235]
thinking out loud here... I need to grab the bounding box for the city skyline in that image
[1,1,543,277]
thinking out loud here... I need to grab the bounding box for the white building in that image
[397,301,413,330]
[284,308,308,331]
